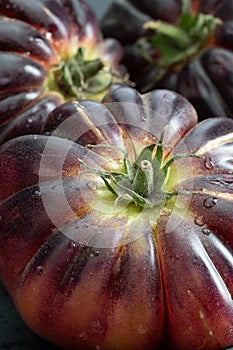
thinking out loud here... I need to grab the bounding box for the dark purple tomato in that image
[0,0,124,145]
[0,86,233,350]
[101,0,233,119]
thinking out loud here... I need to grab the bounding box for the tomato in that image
[0,0,124,145]
[101,0,233,119]
[0,85,233,350]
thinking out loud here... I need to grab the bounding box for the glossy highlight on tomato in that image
[101,0,233,119]
[0,86,233,350]
[0,0,124,145]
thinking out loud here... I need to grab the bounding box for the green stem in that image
[48,48,115,99]
[140,0,222,86]
[143,21,191,49]
[78,139,198,209]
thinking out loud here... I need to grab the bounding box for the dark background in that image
[0,1,113,349]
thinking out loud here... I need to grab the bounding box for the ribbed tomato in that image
[102,0,233,119]
[0,0,124,145]
[0,86,233,350]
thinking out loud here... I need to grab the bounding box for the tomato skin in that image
[0,86,233,349]
[0,0,98,50]
[101,0,233,119]
[0,0,123,146]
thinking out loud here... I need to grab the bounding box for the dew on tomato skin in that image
[33,190,41,198]
[204,157,215,170]
[194,215,205,226]
[93,250,100,257]
[203,196,217,208]
[89,250,100,258]
[50,184,58,191]
[141,113,147,122]
[35,265,43,275]
[69,276,75,284]
[201,227,211,236]
[87,181,98,190]
[25,117,33,128]
[69,241,78,249]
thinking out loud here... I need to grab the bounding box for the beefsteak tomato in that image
[0,0,124,145]
[101,0,233,119]
[0,86,233,350]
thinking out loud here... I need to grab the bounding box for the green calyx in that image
[138,0,221,87]
[48,48,115,99]
[79,130,199,209]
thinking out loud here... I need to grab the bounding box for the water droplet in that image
[87,182,97,190]
[93,250,99,257]
[33,190,41,198]
[43,248,49,256]
[69,276,75,283]
[27,117,33,124]
[69,241,77,249]
[202,227,211,236]
[35,265,43,275]
[141,114,147,122]
[50,184,57,191]
[203,197,217,208]
[204,157,214,170]
[96,346,101,350]
[194,216,205,226]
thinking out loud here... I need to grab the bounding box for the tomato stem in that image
[79,132,199,209]
[48,48,117,100]
[139,0,222,91]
